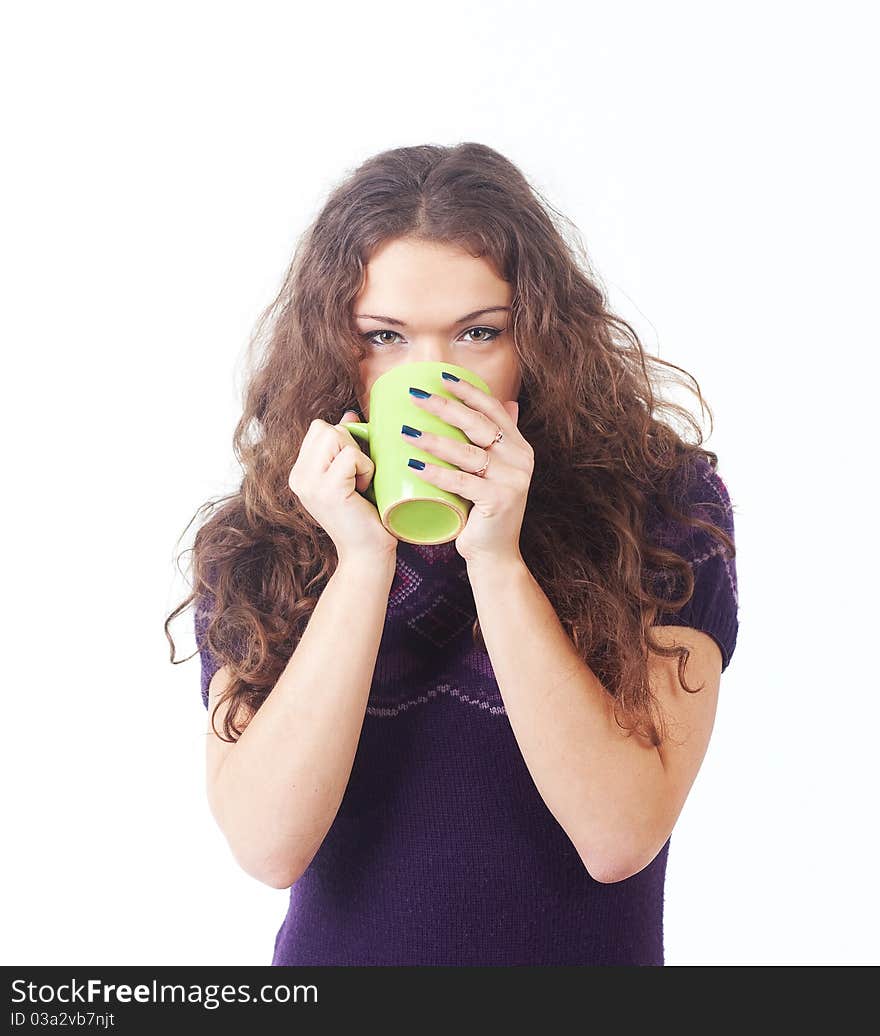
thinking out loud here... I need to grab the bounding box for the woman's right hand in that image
[288,411,398,564]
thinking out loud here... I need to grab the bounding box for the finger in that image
[334,412,374,491]
[407,385,500,447]
[296,418,340,483]
[399,425,489,472]
[328,442,374,495]
[405,454,511,503]
[434,374,518,436]
[308,413,363,478]
[333,409,362,440]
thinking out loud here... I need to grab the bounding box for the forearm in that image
[212,552,397,887]
[467,555,670,882]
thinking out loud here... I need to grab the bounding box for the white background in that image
[3,0,877,967]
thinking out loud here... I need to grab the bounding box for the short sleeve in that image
[194,588,223,709]
[649,459,739,672]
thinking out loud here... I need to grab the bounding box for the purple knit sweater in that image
[195,457,739,966]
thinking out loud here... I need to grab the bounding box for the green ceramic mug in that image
[343,360,492,545]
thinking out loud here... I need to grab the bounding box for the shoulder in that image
[194,593,220,711]
[647,456,740,672]
[649,455,736,551]
[194,563,225,710]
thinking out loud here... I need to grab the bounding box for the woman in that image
[166,142,739,966]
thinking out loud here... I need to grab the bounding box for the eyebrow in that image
[353,306,511,327]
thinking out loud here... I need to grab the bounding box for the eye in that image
[461,326,504,343]
[360,329,402,347]
[359,326,504,347]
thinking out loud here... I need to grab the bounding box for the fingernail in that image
[408,386,431,398]
[401,424,422,437]
[408,458,425,469]
[441,371,460,381]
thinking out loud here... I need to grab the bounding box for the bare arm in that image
[205,550,397,889]
[467,554,721,884]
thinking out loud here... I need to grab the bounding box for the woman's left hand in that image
[402,374,534,565]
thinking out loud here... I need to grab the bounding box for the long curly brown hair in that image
[165,141,735,748]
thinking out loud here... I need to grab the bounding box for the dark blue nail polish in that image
[401,423,422,437]
[441,371,460,381]
[408,458,425,470]
[409,386,431,398]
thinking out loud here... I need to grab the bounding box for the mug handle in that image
[339,421,377,505]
